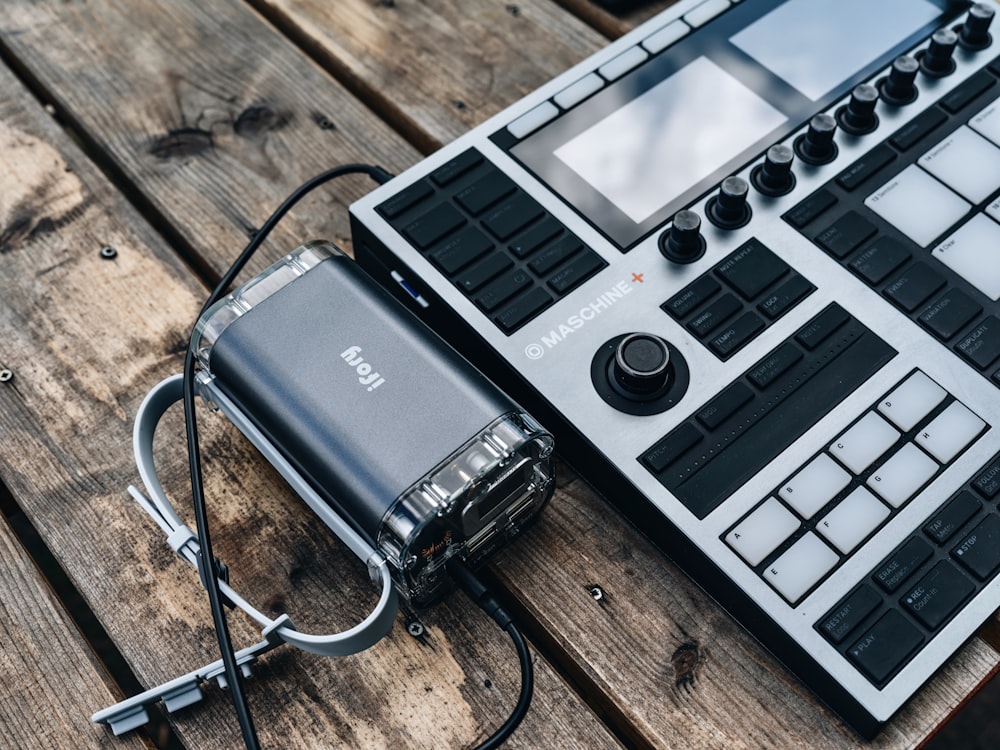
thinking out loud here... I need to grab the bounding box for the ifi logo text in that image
[340,346,386,391]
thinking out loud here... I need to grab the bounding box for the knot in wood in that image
[670,640,702,691]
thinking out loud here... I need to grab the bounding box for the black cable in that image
[449,560,535,750]
[183,163,393,749]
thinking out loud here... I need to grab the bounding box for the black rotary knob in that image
[795,113,838,165]
[879,55,919,106]
[837,84,880,135]
[612,333,672,396]
[707,176,751,229]
[659,209,705,263]
[919,28,958,77]
[752,144,796,196]
[959,2,994,50]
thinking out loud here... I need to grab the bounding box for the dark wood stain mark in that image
[311,111,336,130]
[0,214,35,251]
[35,256,74,277]
[264,593,287,614]
[3,194,96,254]
[234,105,292,138]
[670,640,702,691]
[149,127,214,159]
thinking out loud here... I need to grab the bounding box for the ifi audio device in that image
[94,229,554,743]
[352,0,1000,737]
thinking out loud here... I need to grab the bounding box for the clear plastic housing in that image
[191,241,340,372]
[378,411,555,606]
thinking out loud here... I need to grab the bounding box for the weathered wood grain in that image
[0,514,153,750]
[246,0,610,152]
[0,45,621,750]
[0,0,424,281]
[494,465,1000,749]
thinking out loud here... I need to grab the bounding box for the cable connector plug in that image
[448,559,512,630]
[369,166,395,185]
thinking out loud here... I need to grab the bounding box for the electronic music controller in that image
[350,0,1000,736]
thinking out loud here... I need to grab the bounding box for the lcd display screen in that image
[730,0,941,101]
[553,56,785,224]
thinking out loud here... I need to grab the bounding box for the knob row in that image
[659,3,995,264]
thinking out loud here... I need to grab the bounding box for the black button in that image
[696,381,754,430]
[715,240,788,300]
[785,189,837,228]
[378,180,434,219]
[890,108,947,151]
[955,316,1000,370]
[757,275,812,320]
[458,252,513,293]
[428,226,494,274]
[475,269,532,312]
[836,145,896,191]
[663,276,722,319]
[918,289,983,340]
[819,585,882,644]
[482,193,545,240]
[528,235,582,275]
[509,218,562,258]
[747,342,803,389]
[547,251,604,294]
[643,423,703,473]
[403,202,466,250]
[455,173,516,215]
[495,287,552,333]
[940,71,996,113]
[430,150,483,186]
[847,610,923,684]
[795,304,851,350]
[850,238,911,284]
[901,560,974,629]
[687,293,741,337]
[924,492,981,544]
[973,457,1000,499]
[952,514,1000,581]
[815,211,878,259]
[709,312,765,358]
[873,537,933,593]
[883,262,946,313]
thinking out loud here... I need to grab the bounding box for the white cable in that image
[131,373,399,655]
[94,374,400,733]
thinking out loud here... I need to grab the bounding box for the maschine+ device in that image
[350,0,1000,736]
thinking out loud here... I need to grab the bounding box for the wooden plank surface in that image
[0,0,997,748]
[0,513,153,750]
[0,0,421,280]
[0,20,622,750]
[246,0,611,152]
